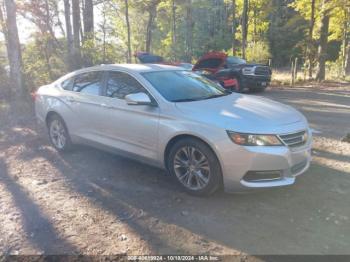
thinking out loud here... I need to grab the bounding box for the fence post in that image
[291,60,295,86]
[294,57,298,84]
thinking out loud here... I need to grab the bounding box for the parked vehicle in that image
[193,52,272,92]
[135,52,193,70]
[35,64,312,196]
[136,51,271,92]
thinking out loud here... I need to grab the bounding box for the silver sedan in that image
[35,64,312,196]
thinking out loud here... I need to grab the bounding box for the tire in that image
[47,114,73,152]
[249,86,266,93]
[167,138,222,196]
[235,78,245,92]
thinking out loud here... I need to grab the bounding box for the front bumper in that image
[218,132,312,193]
[241,75,271,89]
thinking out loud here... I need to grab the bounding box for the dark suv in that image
[193,52,272,92]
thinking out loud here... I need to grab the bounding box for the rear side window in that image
[72,71,103,95]
[105,71,146,99]
[61,77,74,90]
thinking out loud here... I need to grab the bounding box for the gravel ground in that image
[0,83,349,256]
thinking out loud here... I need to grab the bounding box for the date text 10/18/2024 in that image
[127,255,220,261]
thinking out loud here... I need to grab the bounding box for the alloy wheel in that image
[49,119,67,149]
[173,146,210,190]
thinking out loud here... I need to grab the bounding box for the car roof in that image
[54,63,183,84]
[77,63,181,74]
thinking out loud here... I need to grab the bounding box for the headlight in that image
[227,131,283,146]
[242,67,255,75]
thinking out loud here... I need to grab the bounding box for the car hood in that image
[193,51,270,73]
[175,94,306,134]
[192,52,227,72]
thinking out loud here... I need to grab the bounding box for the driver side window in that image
[105,71,146,99]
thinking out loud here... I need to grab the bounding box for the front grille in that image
[279,130,307,148]
[254,66,271,76]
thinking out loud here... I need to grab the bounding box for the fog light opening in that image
[243,170,282,182]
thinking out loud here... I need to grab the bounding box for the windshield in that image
[227,56,246,65]
[142,70,228,102]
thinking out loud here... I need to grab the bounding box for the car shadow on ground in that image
[14,134,350,254]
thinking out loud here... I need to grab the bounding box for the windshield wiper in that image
[173,92,230,102]
[203,93,229,100]
[172,98,200,102]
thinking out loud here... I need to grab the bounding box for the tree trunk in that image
[43,0,60,49]
[53,1,65,37]
[316,0,330,82]
[345,41,350,75]
[342,6,349,76]
[0,3,5,27]
[241,0,248,59]
[4,0,26,100]
[125,0,131,63]
[307,0,316,79]
[0,3,10,65]
[146,7,156,53]
[253,5,257,43]
[82,0,94,66]
[172,0,176,60]
[72,0,82,69]
[83,0,94,38]
[0,3,10,95]
[63,0,74,71]
[102,5,106,64]
[185,0,193,62]
[231,0,236,55]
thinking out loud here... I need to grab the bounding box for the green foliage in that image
[326,59,343,79]
[2,0,349,92]
[22,37,66,91]
[268,0,308,66]
[245,41,270,63]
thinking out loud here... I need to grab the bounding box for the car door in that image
[98,70,160,161]
[68,70,108,143]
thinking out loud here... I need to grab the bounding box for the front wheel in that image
[48,114,73,152]
[168,138,222,196]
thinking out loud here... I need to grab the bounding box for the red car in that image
[135,51,271,92]
[192,52,271,92]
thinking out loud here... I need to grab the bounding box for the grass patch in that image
[342,134,350,143]
[271,69,350,87]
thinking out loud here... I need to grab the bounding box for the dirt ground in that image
[0,83,349,256]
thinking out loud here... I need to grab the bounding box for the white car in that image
[35,64,312,196]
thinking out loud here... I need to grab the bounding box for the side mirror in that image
[125,92,153,106]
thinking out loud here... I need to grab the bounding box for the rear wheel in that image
[168,138,222,196]
[47,114,73,152]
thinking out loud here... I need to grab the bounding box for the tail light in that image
[31,91,38,101]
